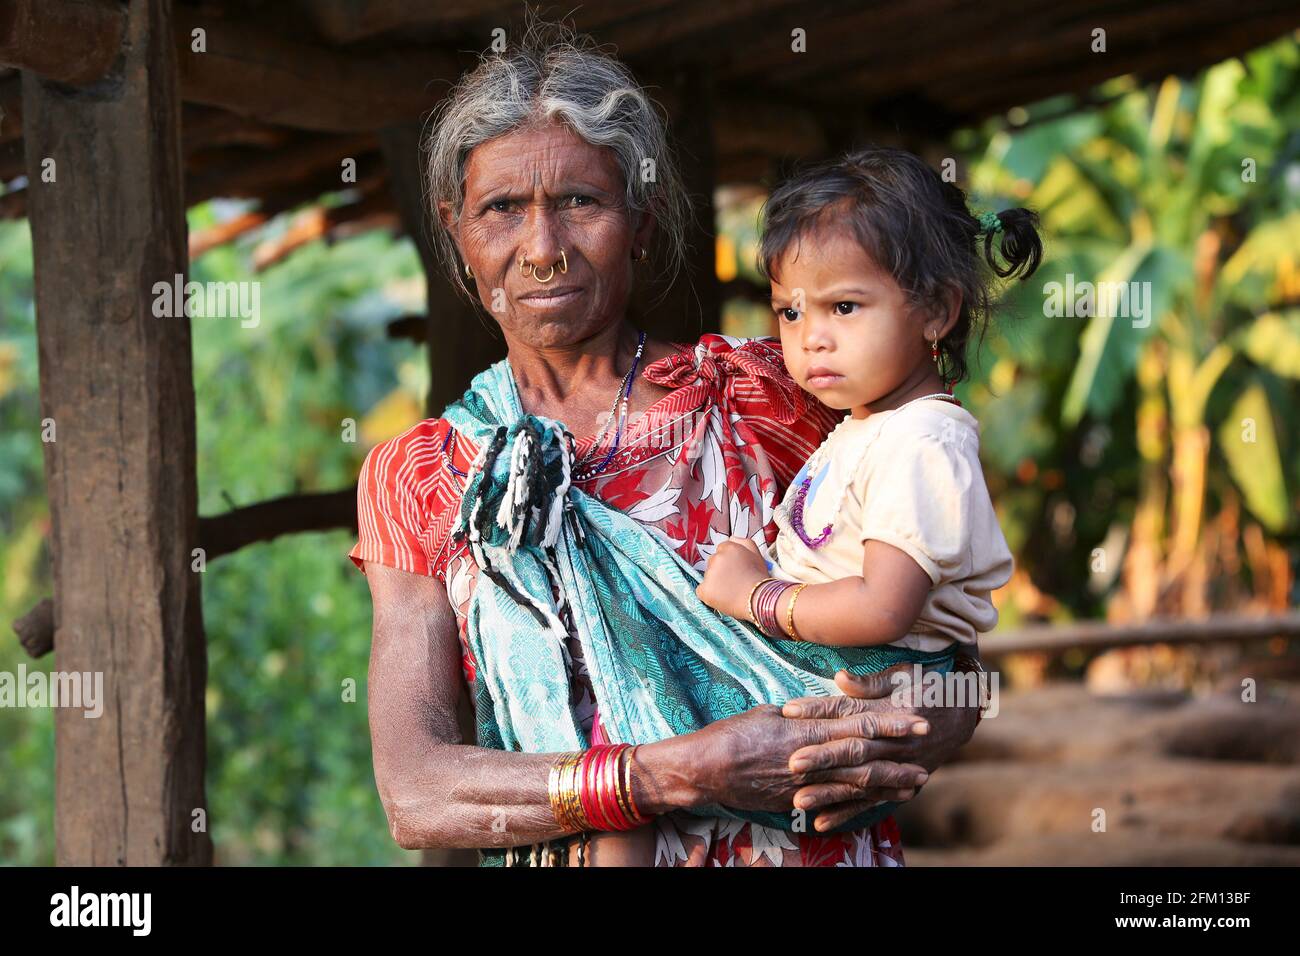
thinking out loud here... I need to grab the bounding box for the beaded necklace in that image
[575,329,647,479]
[443,331,648,482]
[788,392,962,550]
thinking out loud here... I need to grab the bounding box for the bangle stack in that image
[749,577,804,640]
[548,743,650,833]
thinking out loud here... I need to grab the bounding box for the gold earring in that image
[464,262,474,280]
[633,246,648,262]
[519,254,534,278]
[558,249,568,274]
[534,263,556,283]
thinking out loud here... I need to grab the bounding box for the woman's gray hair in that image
[423,19,690,296]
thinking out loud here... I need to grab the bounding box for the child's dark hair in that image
[759,146,1043,386]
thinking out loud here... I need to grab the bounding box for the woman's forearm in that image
[381,735,707,850]
[381,744,569,850]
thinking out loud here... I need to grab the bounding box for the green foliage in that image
[0,206,428,865]
[961,35,1300,611]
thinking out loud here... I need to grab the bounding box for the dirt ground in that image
[897,665,1300,866]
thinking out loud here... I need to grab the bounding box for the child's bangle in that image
[783,583,809,641]
[746,577,777,627]
[751,578,792,639]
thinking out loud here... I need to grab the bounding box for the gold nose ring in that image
[523,249,568,283]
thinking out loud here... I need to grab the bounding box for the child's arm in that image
[696,537,931,647]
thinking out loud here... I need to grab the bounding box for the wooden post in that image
[378,123,503,418]
[641,65,719,342]
[22,0,211,865]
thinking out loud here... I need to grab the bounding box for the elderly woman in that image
[349,24,983,867]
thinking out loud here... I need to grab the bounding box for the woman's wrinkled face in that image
[447,122,652,349]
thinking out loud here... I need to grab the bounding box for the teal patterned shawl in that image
[442,359,954,861]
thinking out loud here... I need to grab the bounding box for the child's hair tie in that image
[977,211,1003,234]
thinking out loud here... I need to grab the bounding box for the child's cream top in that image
[770,398,1012,653]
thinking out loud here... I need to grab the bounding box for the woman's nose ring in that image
[521,249,568,283]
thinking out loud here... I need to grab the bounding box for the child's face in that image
[770,227,937,415]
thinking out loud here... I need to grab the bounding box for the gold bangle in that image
[565,752,589,831]
[747,577,777,626]
[617,747,636,823]
[624,744,644,821]
[614,745,645,826]
[548,751,584,832]
[784,583,809,641]
[565,752,587,832]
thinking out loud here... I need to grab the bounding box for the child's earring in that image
[931,331,953,396]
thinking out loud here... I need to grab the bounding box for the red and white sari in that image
[351,333,906,867]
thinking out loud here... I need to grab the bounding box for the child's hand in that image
[696,536,771,619]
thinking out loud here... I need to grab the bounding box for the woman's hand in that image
[640,698,931,818]
[780,664,982,832]
[695,536,770,620]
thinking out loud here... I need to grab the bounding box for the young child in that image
[587,146,1042,865]
[696,146,1040,662]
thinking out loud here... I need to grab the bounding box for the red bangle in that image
[589,746,614,830]
[579,749,609,830]
[600,745,625,829]
[576,743,652,831]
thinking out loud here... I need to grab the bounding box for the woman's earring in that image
[464,262,474,280]
[633,246,648,262]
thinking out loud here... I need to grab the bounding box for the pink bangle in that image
[750,578,793,639]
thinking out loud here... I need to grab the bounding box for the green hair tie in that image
[978,211,1003,234]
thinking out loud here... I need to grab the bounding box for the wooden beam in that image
[181,104,294,154]
[0,0,125,86]
[174,9,467,132]
[0,184,24,219]
[22,0,211,865]
[982,613,1300,660]
[198,488,358,559]
[0,74,21,144]
[186,134,378,205]
[293,0,518,42]
[13,597,53,658]
[386,312,426,343]
[291,0,685,45]
[377,123,503,417]
[250,189,399,270]
[0,135,22,181]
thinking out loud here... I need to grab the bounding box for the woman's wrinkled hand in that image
[695,536,770,620]
[779,664,981,832]
[683,696,932,818]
